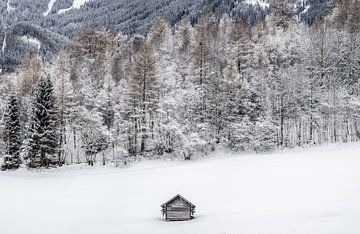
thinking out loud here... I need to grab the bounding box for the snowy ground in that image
[58,0,90,14]
[43,0,57,16]
[1,143,360,234]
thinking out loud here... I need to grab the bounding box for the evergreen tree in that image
[2,91,22,170]
[18,54,42,99]
[230,20,255,79]
[193,12,212,86]
[270,0,295,31]
[25,75,60,168]
[127,41,158,156]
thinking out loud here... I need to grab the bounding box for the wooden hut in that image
[161,194,196,221]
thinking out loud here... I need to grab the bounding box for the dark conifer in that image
[25,75,59,168]
[2,92,22,170]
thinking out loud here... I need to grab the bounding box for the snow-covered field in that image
[1,143,360,234]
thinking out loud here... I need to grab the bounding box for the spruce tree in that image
[25,75,59,168]
[2,92,22,170]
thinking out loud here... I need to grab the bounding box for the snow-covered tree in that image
[269,0,295,31]
[24,75,59,168]
[1,91,22,170]
[126,41,158,156]
[53,49,76,164]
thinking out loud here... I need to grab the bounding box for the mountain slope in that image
[0,0,332,71]
[2,0,332,36]
[43,0,269,36]
[0,22,71,72]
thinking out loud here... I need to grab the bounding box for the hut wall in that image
[165,197,192,220]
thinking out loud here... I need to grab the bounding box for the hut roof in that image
[161,194,196,208]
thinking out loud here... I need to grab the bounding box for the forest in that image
[0,0,359,169]
[0,0,329,72]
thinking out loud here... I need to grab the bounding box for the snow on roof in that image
[161,194,196,207]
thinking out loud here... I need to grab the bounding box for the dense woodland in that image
[0,0,359,169]
[0,0,330,72]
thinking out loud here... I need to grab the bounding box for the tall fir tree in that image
[25,76,60,168]
[127,41,158,156]
[2,92,22,170]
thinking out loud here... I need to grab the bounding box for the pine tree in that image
[72,25,108,59]
[148,17,171,51]
[18,54,42,99]
[25,75,59,168]
[127,41,158,156]
[2,92,22,170]
[230,20,255,79]
[270,0,295,31]
[193,12,212,86]
[98,46,116,132]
